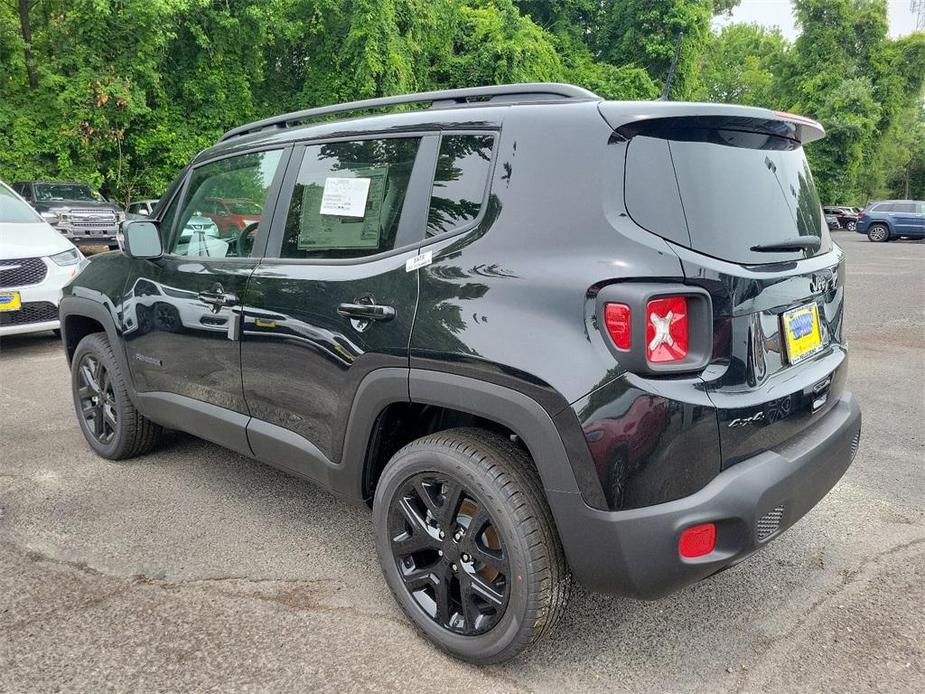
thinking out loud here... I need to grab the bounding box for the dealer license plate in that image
[782,303,824,364]
[0,291,22,312]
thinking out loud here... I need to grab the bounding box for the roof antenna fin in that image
[659,31,683,101]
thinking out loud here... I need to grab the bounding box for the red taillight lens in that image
[645,296,688,363]
[604,302,631,350]
[857,209,865,219]
[679,523,716,558]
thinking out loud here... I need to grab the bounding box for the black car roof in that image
[193,82,825,166]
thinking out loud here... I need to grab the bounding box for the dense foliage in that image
[1,0,922,205]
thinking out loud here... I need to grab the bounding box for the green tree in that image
[697,23,787,105]
[594,0,714,99]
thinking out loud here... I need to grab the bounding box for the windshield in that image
[35,183,102,202]
[625,128,830,264]
[0,185,42,223]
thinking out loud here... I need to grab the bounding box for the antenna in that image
[659,32,684,101]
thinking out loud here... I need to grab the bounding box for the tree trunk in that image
[18,0,37,89]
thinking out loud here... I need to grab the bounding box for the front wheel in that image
[867,224,890,242]
[373,428,570,664]
[71,332,162,459]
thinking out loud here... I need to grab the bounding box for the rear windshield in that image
[625,128,830,265]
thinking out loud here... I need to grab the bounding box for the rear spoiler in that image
[598,101,825,145]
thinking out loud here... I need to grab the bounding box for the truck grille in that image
[757,505,785,542]
[0,257,47,288]
[69,209,118,228]
[0,301,58,326]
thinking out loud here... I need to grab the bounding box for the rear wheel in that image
[373,428,570,664]
[71,332,162,459]
[847,221,857,231]
[867,224,890,242]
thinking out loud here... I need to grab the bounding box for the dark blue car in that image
[856,200,925,241]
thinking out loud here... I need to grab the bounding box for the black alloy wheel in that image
[70,332,162,459]
[373,428,570,663]
[389,474,510,635]
[76,352,118,445]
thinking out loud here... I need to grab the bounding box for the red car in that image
[202,197,262,236]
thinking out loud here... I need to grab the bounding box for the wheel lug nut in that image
[439,530,445,539]
[437,550,443,556]
[451,563,458,572]
[461,553,470,562]
[453,533,461,541]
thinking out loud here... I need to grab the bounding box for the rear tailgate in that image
[610,104,847,468]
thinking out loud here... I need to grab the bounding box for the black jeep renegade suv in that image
[60,83,862,663]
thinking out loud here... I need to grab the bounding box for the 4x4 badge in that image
[405,250,433,272]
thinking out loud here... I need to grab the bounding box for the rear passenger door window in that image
[427,134,495,237]
[279,138,422,259]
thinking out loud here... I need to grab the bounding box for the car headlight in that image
[50,248,83,266]
[116,210,126,221]
[40,211,59,224]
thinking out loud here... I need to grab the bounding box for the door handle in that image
[198,284,238,311]
[336,302,395,322]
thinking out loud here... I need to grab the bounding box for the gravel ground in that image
[1,233,922,692]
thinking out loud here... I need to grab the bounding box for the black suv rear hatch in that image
[607,104,846,468]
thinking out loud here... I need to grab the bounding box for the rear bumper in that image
[549,391,861,598]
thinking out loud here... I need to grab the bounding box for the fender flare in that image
[340,368,605,508]
[59,295,137,404]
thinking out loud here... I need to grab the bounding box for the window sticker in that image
[319,176,371,217]
[298,166,388,251]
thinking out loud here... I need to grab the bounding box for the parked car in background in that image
[201,197,262,236]
[855,200,925,241]
[126,199,159,219]
[822,206,858,231]
[1,181,85,337]
[12,181,124,249]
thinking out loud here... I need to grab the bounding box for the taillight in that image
[645,296,688,363]
[678,523,716,558]
[604,303,631,350]
[857,209,865,219]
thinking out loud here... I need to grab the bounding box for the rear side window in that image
[280,138,420,259]
[892,202,916,213]
[874,203,894,212]
[427,134,494,236]
[625,129,830,264]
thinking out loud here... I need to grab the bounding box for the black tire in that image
[373,427,570,664]
[867,224,890,242]
[847,221,857,231]
[71,332,162,459]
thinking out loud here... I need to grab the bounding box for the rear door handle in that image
[336,302,395,322]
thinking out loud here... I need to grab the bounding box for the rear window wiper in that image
[750,237,821,253]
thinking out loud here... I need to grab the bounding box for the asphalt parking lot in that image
[1,232,922,692]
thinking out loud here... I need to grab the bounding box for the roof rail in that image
[217,83,600,142]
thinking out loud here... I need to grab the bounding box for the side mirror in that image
[121,220,163,259]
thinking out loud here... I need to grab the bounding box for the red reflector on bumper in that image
[679,523,716,558]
